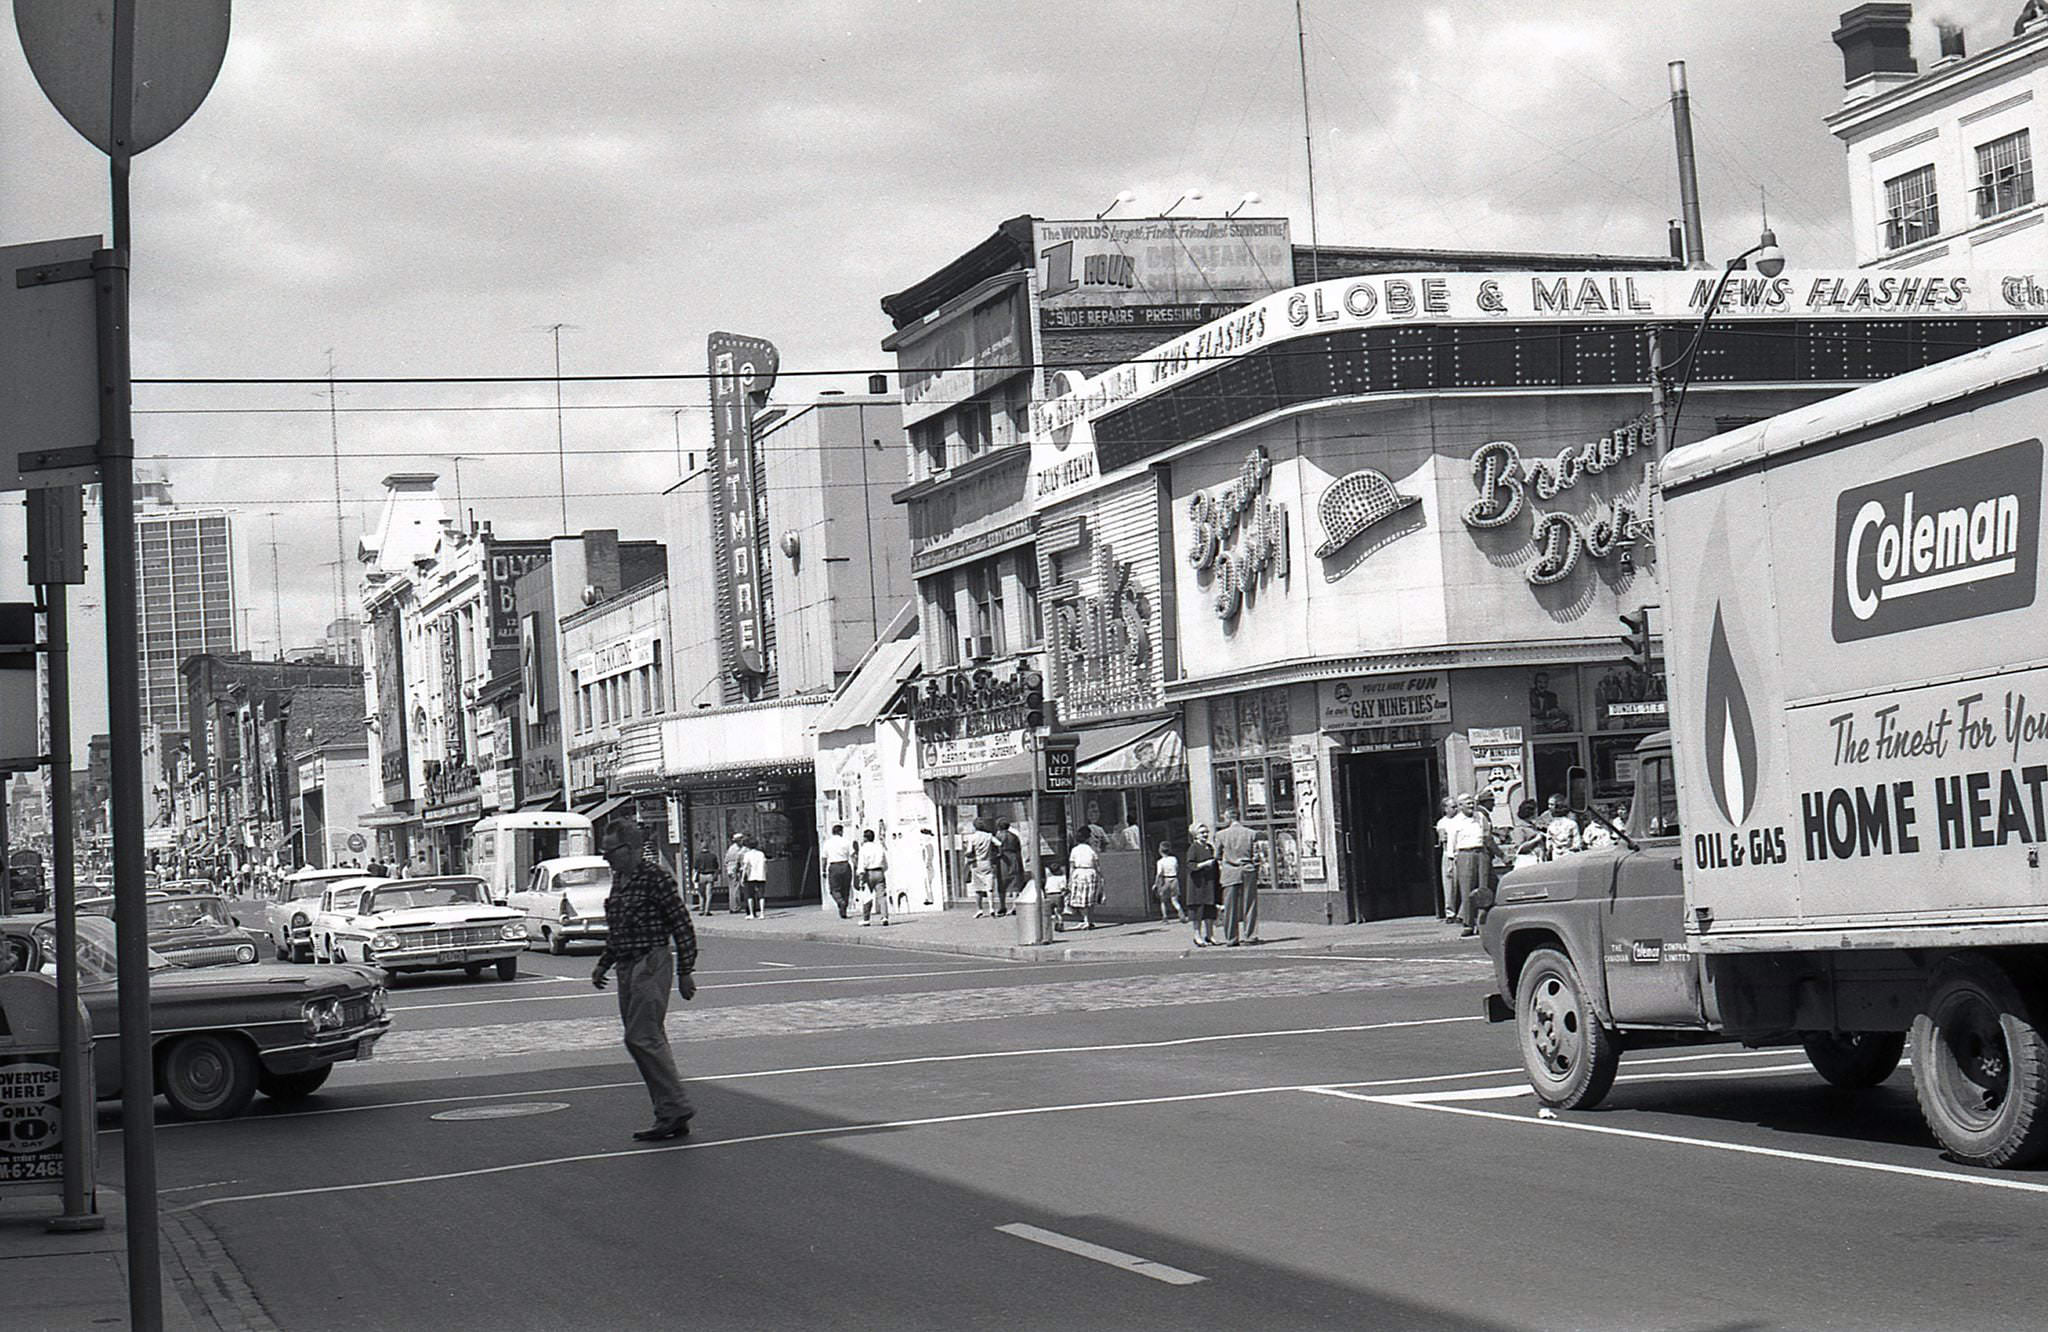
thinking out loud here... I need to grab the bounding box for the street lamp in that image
[1159,188,1204,216]
[1660,227,1784,446]
[1096,190,1137,220]
[1226,192,1262,218]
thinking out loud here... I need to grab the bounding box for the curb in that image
[688,922,1423,964]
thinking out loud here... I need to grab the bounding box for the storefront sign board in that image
[1031,218,1291,331]
[1319,674,1452,730]
[1469,724,1526,820]
[895,282,1029,427]
[920,729,1028,778]
[706,331,779,680]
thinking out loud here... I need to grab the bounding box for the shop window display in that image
[1208,689,1301,890]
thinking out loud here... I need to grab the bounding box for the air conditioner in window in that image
[966,634,995,661]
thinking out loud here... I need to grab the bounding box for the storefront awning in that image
[518,788,564,811]
[950,717,1185,800]
[359,807,417,829]
[579,793,635,825]
[813,634,920,736]
[1076,718,1186,790]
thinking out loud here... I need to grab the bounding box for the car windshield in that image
[33,916,172,981]
[148,897,230,930]
[555,867,608,889]
[369,881,485,911]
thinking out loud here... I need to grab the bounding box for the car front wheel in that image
[257,1065,333,1103]
[159,1033,260,1120]
[496,956,518,982]
[546,926,566,956]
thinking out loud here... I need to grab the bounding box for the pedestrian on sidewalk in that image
[740,833,769,919]
[1183,824,1220,946]
[996,818,1026,917]
[967,816,1000,918]
[1433,795,1459,921]
[590,818,697,1142]
[822,823,854,919]
[1214,808,1260,946]
[857,828,890,926]
[1448,793,1498,937]
[1512,799,1547,868]
[722,831,747,914]
[1065,830,1102,930]
[1152,841,1183,922]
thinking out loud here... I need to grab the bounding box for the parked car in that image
[508,855,612,954]
[6,850,48,913]
[262,868,369,962]
[0,914,389,1119]
[313,876,527,980]
[78,891,262,968]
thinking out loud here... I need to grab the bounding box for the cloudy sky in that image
[0,0,2023,743]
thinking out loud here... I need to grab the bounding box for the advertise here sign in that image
[1319,674,1451,731]
[0,1059,64,1186]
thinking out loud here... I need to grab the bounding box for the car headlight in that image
[302,997,344,1035]
[374,933,401,951]
[499,921,528,941]
[234,943,257,964]
[368,986,388,1017]
[290,911,308,929]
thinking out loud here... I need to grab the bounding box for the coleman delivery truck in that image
[1481,325,2048,1168]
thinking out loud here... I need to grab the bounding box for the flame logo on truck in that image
[1704,603,1759,826]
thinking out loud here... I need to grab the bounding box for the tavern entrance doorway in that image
[1335,749,1440,922]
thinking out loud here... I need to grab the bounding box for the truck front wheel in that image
[1801,1031,1905,1088]
[1516,947,1621,1110]
[1911,955,2048,1169]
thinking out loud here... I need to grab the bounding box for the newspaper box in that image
[0,973,93,1200]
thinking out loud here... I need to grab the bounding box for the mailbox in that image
[0,972,93,1202]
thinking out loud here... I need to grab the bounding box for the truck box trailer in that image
[1482,326,2048,1167]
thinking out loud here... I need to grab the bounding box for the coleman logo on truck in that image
[1832,440,2041,642]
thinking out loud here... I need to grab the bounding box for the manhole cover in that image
[431,1102,571,1122]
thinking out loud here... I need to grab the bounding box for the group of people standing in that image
[1435,790,1628,936]
[1147,810,1262,948]
[693,832,770,919]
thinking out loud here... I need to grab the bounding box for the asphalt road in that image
[118,933,2048,1332]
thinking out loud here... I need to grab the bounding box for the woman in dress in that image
[968,816,1001,918]
[1065,829,1103,930]
[1182,823,1220,947]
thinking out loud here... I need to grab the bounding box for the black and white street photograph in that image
[7,3,2048,1328]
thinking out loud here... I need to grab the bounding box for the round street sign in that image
[14,0,231,156]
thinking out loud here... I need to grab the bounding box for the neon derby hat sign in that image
[1313,468,1419,559]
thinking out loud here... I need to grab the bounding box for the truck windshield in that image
[1631,755,1682,839]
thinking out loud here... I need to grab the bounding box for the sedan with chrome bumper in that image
[1,915,390,1120]
[315,876,528,980]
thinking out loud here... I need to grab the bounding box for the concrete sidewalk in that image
[2,1188,203,1332]
[694,902,1481,962]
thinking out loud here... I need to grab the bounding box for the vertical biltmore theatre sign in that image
[707,332,780,680]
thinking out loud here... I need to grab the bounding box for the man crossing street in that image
[592,818,698,1141]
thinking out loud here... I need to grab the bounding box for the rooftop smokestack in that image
[1834,4,1918,103]
[1935,20,1966,62]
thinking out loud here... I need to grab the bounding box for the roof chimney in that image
[1935,20,1966,63]
[1834,4,1918,104]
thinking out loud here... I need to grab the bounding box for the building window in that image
[651,641,665,711]
[966,560,1005,660]
[1883,164,1939,249]
[1976,129,2034,219]
[956,402,992,462]
[926,573,959,668]
[911,418,946,478]
[1018,552,1043,648]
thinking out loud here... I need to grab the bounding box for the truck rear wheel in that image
[1801,1032,1905,1088]
[1911,955,2048,1169]
[1516,947,1621,1110]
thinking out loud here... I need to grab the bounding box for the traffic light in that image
[1618,608,1653,675]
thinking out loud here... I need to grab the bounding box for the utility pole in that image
[546,323,578,531]
[267,512,284,655]
[1294,0,1322,284]
[325,352,348,633]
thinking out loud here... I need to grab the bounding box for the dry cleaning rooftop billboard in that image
[1031,217,1292,333]
[1028,267,2025,510]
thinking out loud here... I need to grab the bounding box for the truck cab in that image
[1482,733,1723,1106]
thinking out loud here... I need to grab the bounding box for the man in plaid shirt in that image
[591,819,698,1140]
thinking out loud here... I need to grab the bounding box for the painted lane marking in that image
[160,1179,240,1194]
[385,962,1131,1012]
[758,961,797,968]
[178,1081,1338,1211]
[1300,1088,2048,1197]
[1363,1063,1817,1108]
[995,1223,1206,1286]
[134,1016,1492,1131]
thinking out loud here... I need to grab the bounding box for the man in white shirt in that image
[856,829,889,926]
[1446,793,1496,937]
[821,824,854,919]
[1433,796,1459,922]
